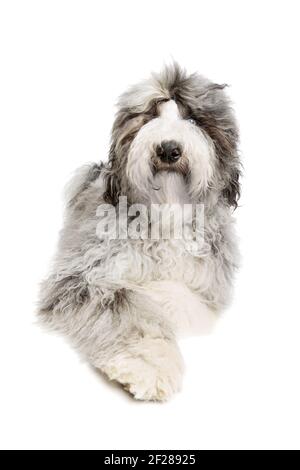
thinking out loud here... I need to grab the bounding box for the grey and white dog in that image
[38,64,241,401]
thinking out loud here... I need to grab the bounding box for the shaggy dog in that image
[38,64,240,401]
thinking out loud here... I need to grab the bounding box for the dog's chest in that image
[124,238,204,289]
[122,241,215,336]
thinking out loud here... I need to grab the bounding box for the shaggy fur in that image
[38,64,240,401]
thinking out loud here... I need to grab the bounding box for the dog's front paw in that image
[103,338,184,401]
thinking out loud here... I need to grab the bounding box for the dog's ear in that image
[103,170,121,206]
[222,164,241,209]
[197,85,241,209]
[103,144,122,206]
[103,109,142,206]
[212,125,241,209]
[222,163,241,209]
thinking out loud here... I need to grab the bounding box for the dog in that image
[38,63,241,401]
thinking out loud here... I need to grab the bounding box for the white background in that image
[1,0,300,450]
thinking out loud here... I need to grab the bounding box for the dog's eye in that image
[187,118,196,125]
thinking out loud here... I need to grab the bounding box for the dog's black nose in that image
[156,140,182,163]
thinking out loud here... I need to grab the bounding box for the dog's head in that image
[104,63,240,208]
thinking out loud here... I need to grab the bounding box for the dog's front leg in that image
[39,282,183,401]
[96,290,184,402]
